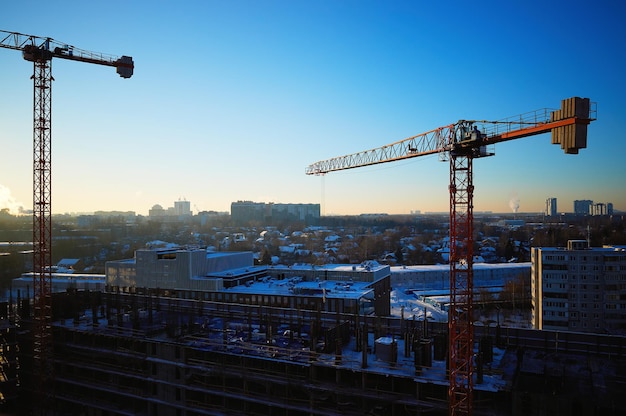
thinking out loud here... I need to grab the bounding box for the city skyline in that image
[1,1,625,217]
[1,196,617,217]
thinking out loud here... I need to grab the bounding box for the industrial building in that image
[531,240,626,334]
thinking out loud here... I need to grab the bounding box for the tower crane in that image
[306,97,595,416]
[0,29,133,411]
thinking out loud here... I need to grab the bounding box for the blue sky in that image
[1,1,624,216]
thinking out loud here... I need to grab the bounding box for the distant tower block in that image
[550,97,592,154]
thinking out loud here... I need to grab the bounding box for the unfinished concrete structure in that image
[2,246,625,414]
[3,289,624,415]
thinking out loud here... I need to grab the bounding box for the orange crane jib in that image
[306,97,596,176]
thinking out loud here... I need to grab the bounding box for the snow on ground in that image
[390,286,532,328]
[390,288,448,323]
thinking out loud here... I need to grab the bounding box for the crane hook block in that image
[115,56,134,79]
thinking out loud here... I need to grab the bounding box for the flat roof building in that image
[106,248,391,316]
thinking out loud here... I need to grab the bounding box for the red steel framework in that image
[448,152,474,415]
[306,97,595,416]
[0,30,133,414]
[32,55,54,409]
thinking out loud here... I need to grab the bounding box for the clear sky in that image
[1,1,624,216]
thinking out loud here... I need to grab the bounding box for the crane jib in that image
[1,29,134,78]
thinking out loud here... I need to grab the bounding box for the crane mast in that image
[306,97,595,416]
[1,29,133,414]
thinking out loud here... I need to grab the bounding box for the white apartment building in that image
[545,197,557,216]
[531,240,626,334]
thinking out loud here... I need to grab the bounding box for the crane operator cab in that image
[456,121,485,143]
[453,121,493,158]
[458,121,486,142]
[470,125,483,141]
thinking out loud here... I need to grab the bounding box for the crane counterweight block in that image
[115,56,134,78]
[22,44,53,62]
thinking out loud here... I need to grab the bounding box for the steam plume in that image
[509,193,520,213]
[0,184,26,215]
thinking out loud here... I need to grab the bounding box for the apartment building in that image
[531,240,626,334]
[545,197,557,217]
[230,201,320,224]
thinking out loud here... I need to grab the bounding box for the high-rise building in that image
[230,200,268,223]
[174,199,192,217]
[573,200,614,216]
[545,197,557,216]
[574,199,593,215]
[531,240,626,334]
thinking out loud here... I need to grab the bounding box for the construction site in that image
[2,28,625,416]
[0,284,625,415]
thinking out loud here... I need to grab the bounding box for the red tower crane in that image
[0,29,133,411]
[306,97,595,416]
